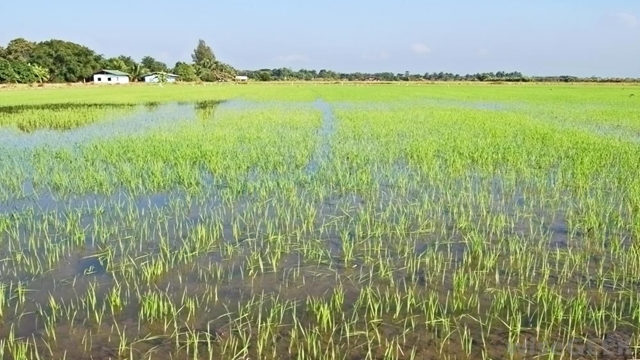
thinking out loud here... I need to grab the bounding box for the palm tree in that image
[195,59,236,82]
[127,62,148,82]
[109,59,128,72]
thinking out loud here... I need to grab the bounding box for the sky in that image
[1,0,639,77]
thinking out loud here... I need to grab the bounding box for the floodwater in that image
[0,103,137,114]
[0,102,198,149]
[305,99,336,175]
[0,98,637,359]
[0,98,623,261]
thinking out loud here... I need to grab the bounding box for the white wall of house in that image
[143,75,177,83]
[93,74,129,84]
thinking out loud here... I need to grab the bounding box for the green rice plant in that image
[0,84,639,359]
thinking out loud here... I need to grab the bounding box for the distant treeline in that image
[1,37,638,84]
[0,38,234,84]
[240,69,640,83]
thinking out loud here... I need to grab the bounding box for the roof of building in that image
[94,69,130,76]
[142,72,180,78]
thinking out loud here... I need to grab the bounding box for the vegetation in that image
[2,37,638,84]
[0,38,236,84]
[241,69,640,82]
[0,104,136,132]
[0,84,639,359]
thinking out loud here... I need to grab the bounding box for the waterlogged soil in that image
[3,260,638,360]
[1,98,639,359]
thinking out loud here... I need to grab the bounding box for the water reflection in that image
[195,101,222,122]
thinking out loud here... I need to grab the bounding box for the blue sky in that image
[1,0,639,77]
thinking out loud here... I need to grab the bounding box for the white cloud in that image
[614,12,638,29]
[411,43,431,54]
[477,48,489,58]
[276,54,309,63]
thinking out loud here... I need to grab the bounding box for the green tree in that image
[117,56,137,71]
[5,38,36,62]
[255,70,271,81]
[103,57,128,72]
[216,61,236,80]
[10,61,38,83]
[190,39,236,82]
[192,39,216,66]
[195,58,219,81]
[0,59,19,83]
[173,62,197,81]
[141,56,168,73]
[127,62,147,82]
[29,40,102,82]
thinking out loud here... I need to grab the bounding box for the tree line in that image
[0,38,235,84]
[1,37,638,84]
[243,69,639,83]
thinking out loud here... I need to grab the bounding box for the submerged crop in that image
[0,84,639,359]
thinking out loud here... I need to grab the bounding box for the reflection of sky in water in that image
[0,100,322,152]
[0,184,181,215]
[305,100,335,175]
[0,103,197,150]
[2,97,634,157]
[0,99,511,150]
[0,98,616,253]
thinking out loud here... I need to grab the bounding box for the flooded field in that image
[1,84,640,359]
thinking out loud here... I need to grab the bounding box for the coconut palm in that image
[109,59,128,72]
[195,59,236,82]
[127,62,148,82]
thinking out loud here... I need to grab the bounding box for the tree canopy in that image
[4,38,35,62]
[0,37,637,84]
[173,62,197,82]
[0,38,236,84]
[27,40,101,82]
[192,39,216,65]
[141,56,169,73]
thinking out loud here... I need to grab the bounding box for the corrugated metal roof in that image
[142,72,180,78]
[95,69,130,76]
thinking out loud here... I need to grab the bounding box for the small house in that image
[93,70,130,84]
[235,75,249,82]
[142,72,179,83]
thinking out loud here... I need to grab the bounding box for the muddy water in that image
[0,99,637,359]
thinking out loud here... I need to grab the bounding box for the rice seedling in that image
[0,83,639,358]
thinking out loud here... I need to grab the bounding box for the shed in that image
[142,72,179,83]
[235,76,249,82]
[93,70,130,84]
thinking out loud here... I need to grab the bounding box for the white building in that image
[93,70,130,84]
[142,72,179,83]
[235,75,249,82]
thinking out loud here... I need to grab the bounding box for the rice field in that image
[0,83,639,359]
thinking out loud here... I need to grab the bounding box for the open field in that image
[0,84,640,359]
